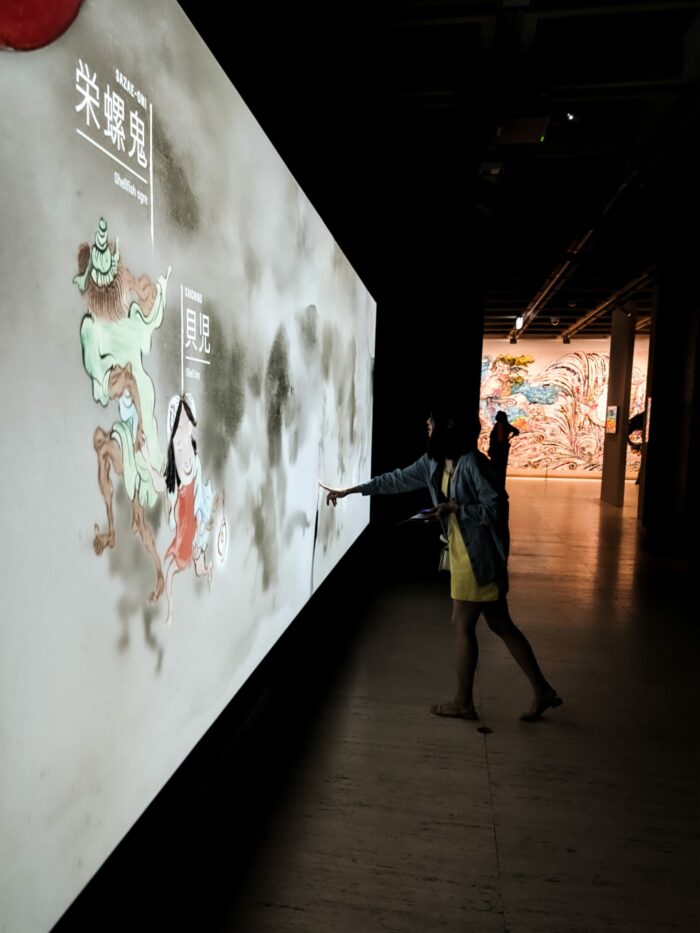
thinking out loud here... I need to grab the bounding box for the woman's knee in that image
[483,601,515,636]
[451,600,480,630]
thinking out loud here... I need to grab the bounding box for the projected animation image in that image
[1,4,375,931]
[147,392,219,629]
[75,217,171,604]
[76,217,224,628]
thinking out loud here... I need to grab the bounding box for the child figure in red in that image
[147,394,216,628]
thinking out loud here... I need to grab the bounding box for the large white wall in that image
[0,4,375,931]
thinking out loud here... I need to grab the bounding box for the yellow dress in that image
[442,468,500,602]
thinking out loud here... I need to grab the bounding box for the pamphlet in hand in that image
[398,508,435,525]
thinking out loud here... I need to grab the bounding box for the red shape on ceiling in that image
[0,0,83,51]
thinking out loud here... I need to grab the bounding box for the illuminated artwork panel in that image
[480,339,649,477]
[0,3,375,932]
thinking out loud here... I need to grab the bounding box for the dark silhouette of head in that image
[495,410,509,424]
[427,409,481,461]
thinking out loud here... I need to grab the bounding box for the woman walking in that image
[322,410,561,722]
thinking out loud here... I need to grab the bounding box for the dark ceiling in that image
[177,1,700,341]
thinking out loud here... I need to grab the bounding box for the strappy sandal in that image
[430,702,479,720]
[520,691,563,722]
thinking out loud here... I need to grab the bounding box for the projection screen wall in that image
[0,4,375,931]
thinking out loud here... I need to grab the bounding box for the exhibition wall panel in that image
[0,4,375,931]
[480,339,648,477]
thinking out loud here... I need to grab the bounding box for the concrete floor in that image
[212,478,698,933]
[63,477,696,933]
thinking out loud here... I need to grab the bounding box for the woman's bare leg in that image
[481,599,561,720]
[431,600,481,718]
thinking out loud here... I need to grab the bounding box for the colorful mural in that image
[479,339,648,477]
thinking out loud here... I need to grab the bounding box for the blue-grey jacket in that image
[360,450,510,591]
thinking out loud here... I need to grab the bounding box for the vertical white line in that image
[149,102,154,248]
[180,285,184,394]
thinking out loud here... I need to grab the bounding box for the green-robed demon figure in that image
[74,218,171,603]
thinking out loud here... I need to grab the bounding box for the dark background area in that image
[175,0,700,494]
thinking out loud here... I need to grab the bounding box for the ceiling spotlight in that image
[566,112,575,122]
[515,315,524,330]
[550,316,560,326]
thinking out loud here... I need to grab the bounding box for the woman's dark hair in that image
[165,397,197,494]
[427,409,481,461]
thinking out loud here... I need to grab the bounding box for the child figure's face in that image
[174,414,195,486]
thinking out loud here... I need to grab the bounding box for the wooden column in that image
[601,302,636,507]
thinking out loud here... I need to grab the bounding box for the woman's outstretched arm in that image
[321,454,432,506]
[320,484,363,507]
